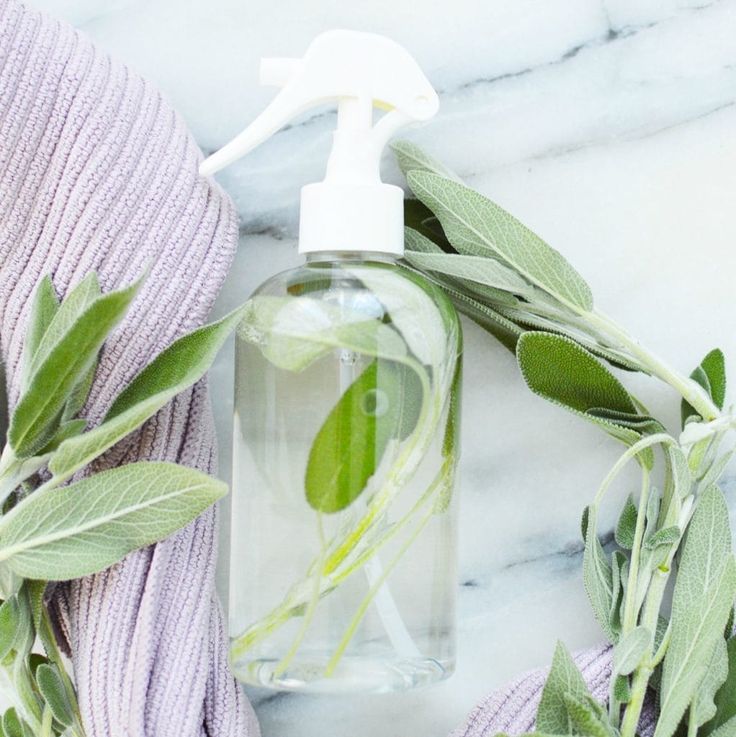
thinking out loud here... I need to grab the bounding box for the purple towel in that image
[0,0,259,734]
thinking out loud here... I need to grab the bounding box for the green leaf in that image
[35,663,74,727]
[404,250,533,299]
[49,307,244,482]
[562,693,615,737]
[305,360,422,514]
[403,199,453,251]
[0,461,226,580]
[711,717,736,737]
[613,626,651,676]
[20,276,59,391]
[9,280,140,458]
[517,332,652,467]
[682,349,726,426]
[693,637,730,728]
[655,486,736,737]
[239,296,408,373]
[1,709,32,737]
[537,641,590,733]
[703,637,736,736]
[644,525,681,552]
[613,674,631,703]
[0,597,20,660]
[406,170,593,311]
[391,140,462,182]
[616,494,638,549]
[610,550,627,637]
[582,504,616,642]
[30,273,100,377]
[517,332,636,415]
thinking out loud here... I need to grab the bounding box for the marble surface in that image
[26,1,736,735]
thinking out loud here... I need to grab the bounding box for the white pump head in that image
[199,30,439,255]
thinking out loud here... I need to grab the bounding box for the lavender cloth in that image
[0,0,259,734]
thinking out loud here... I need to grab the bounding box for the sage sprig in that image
[393,140,736,737]
[0,275,243,737]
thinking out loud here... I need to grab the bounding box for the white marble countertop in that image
[27,1,736,735]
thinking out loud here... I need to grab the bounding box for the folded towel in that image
[0,0,259,734]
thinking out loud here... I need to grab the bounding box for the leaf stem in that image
[587,311,720,422]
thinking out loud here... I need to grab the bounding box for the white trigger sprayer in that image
[199,30,439,255]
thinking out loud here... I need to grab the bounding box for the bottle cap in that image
[199,30,439,255]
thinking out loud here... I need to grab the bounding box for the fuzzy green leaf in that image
[0,461,226,580]
[710,717,736,737]
[305,360,422,514]
[404,250,533,299]
[656,486,736,737]
[616,494,638,549]
[391,140,462,182]
[1,709,32,737]
[20,276,59,391]
[693,637,730,729]
[613,626,651,676]
[406,170,593,311]
[582,504,616,642]
[239,296,408,373]
[517,332,652,467]
[682,349,727,426]
[36,663,74,727]
[537,642,591,733]
[702,638,736,737]
[562,693,615,737]
[613,674,632,703]
[49,307,245,482]
[0,597,20,660]
[9,281,139,458]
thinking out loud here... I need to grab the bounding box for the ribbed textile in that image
[451,644,656,737]
[0,0,259,735]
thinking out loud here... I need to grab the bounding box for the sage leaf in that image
[391,140,462,182]
[711,717,736,737]
[0,461,226,580]
[1,709,32,737]
[9,281,140,458]
[610,550,626,637]
[35,663,74,727]
[562,693,615,737]
[703,637,736,736]
[0,597,20,660]
[613,626,651,676]
[348,265,453,369]
[613,674,632,703]
[517,332,652,467]
[582,504,616,642]
[656,486,736,737]
[682,348,726,425]
[403,199,452,251]
[537,641,590,733]
[406,170,593,311]
[693,637,730,728]
[644,525,681,553]
[616,495,638,549]
[305,360,422,514]
[30,272,100,377]
[239,296,407,372]
[20,276,58,391]
[404,250,533,299]
[49,308,245,481]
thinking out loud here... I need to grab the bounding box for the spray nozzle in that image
[200,30,439,255]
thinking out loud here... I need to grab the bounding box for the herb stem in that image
[587,310,720,422]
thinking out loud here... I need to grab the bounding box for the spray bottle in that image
[201,29,462,693]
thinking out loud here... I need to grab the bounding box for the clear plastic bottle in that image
[229,253,462,692]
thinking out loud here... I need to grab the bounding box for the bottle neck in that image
[305,250,399,264]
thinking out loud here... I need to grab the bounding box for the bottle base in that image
[232,654,454,694]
